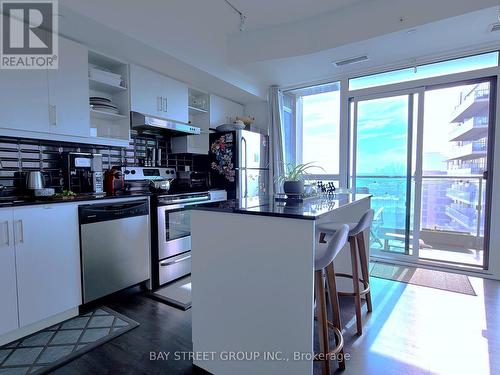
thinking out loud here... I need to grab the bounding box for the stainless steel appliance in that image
[154,191,225,286]
[209,130,269,199]
[27,171,44,190]
[131,111,200,135]
[122,166,176,193]
[63,152,103,194]
[79,199,150,303]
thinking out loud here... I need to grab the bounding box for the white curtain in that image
[268,85,285,194]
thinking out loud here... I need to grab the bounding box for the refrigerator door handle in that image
[241,136,248,198]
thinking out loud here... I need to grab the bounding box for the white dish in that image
[216,123,245,131]
[90,106,119,114]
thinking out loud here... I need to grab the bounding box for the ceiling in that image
[229,0,364,31]
[58,0,499,103]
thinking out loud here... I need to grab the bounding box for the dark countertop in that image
[0,192,152,208]
[192,193,372,220]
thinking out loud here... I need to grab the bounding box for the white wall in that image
[244,101,269,135]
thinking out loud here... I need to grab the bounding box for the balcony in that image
[363,175,484,267]
[448,117,489,142]
[448,141,487,161]
[450,88,489,123]
[446,187,476,204]
[445,205,476,229]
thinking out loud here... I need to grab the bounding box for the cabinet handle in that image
[49,105,57,126]
[2,221,9,246]
[15,220,23,244]
[157,96,162,112]
[163,97,168,112]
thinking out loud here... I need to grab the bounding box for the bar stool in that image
[314,224,349,374]
[317,209,374,336]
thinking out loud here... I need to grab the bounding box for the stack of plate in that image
[90,97,119,114]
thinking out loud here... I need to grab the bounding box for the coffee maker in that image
[62,152,102,194]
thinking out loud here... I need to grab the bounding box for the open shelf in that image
[188,105,208,114]
[89,78,127,94]
[90,109,128,121]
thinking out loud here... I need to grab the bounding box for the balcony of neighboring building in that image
[448,116,489,142]
[447,140,487,160]
[450,86,489,123]
[446,183,477,205]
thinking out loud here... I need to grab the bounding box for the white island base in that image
[191,195,371,375]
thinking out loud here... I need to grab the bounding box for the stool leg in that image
[326,263,346,371]
[315,269,331,375]
[349,236,363,335]
[356,233,373,313]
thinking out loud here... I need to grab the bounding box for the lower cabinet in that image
[0,204,82,335]
[0,210,18,336]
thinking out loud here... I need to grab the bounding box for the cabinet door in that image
[209,95,244,128]
[163,76,188,123]
[48,38,90,137]
[0,209,19,336]
[14,204,81,327]
[130,65,164,117]
[0,70,49,132]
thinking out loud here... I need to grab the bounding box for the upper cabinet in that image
[48,38,90,137]
[0,70,50,133]
[130,65,188,123]
[209,95,244,129]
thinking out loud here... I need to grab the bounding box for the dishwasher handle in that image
[79,199,149,224]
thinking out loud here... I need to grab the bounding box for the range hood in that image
[131,111,201,135]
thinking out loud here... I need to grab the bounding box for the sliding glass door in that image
[351,91,419,261]
[351,78,495,269]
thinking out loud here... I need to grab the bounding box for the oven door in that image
[158,205,192,260]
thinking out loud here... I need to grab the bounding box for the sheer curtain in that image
[268,85,285,194]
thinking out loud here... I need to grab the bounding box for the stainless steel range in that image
[122,166,226,289]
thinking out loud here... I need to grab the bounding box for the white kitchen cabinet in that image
[171,132,209,155]
[14,204,81,327]
[209,95,244,129]
[0,70,50,133]
[48,38,90,137]
[130,65,188,123]
[0,209,19,336]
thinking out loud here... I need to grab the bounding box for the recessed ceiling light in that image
[332,55,369,67]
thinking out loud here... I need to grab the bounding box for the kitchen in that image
[2,1,500,375]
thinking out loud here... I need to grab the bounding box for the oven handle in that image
[160,254,191,266]
[162,196,210,205]
[159,200,212,211]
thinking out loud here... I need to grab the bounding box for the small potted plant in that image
[276,162,323,196]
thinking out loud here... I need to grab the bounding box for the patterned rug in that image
[370,262,476,295]
[0,307,139,375]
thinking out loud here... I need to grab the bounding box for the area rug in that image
[0,307,139,375]
[370,262,476,296]
[150,276,192,310]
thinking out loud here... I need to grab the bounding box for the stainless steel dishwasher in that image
[79,199,150,303]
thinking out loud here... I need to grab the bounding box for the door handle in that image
[14,220,23,244]
[483,171,488,180]
[1,221,9,246]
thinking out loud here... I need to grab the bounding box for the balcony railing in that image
[450,86,490,123]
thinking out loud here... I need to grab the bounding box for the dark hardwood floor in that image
[50,274,500,375]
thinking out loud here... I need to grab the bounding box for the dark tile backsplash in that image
[0,131,209,193]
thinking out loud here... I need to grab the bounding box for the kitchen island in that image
[191,193,371,375]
